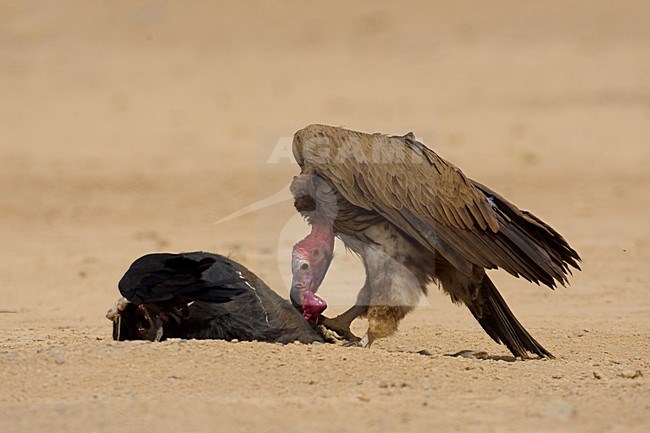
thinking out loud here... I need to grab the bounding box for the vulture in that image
[289,124,581,358]
[106,252,323,344]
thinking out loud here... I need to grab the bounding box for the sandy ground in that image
[1,1,649,432]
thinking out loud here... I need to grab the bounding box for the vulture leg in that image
[351,244,425,347]
[319,304,366,342]
[360,305,413,347]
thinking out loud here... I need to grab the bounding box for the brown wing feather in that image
[292,124,580,286]
[294,125,497,229]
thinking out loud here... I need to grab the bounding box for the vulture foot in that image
[343,332,372,348]
[319,304,367,342]
[320,315,360,343]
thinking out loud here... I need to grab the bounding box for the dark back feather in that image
[118,252,247,304]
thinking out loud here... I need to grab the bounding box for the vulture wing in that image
[293,124,580,287]
[118,252,247,304]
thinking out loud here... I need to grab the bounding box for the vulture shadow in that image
[398,349,531,362]
[444,350,520,362]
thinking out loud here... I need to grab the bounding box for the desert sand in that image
[1,1,649,432]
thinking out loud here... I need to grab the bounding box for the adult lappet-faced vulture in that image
[107,252,323,344]
[289,124,580,358]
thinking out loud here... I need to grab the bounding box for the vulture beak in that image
[290,273,309,311]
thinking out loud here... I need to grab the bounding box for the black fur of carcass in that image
[106,252,324,344]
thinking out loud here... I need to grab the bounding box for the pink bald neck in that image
[294,217,335,258]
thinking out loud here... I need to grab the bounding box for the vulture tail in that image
[471,275,553,359]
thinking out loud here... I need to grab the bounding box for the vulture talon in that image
[320,315,360,342]
[343,333,372,348]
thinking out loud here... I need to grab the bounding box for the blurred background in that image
[1,0,649,328]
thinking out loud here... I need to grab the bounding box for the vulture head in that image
[290,218,334,324]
